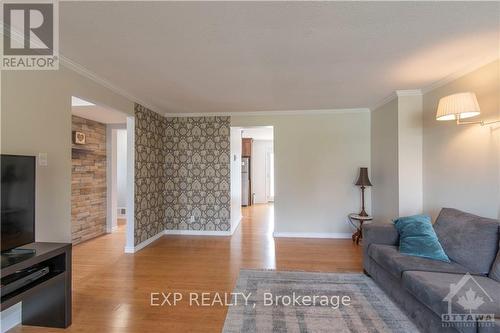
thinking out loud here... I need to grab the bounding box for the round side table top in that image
[348,214,373,221]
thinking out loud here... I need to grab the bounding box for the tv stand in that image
[1,242,71,328]
[3,248,37,256]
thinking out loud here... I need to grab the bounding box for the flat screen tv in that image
[1,154,35,252]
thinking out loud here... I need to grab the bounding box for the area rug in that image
[223,269,420,333]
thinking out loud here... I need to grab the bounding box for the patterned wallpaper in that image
[165,116,231,232]
[134,105,232,245]
[134,104,167,245]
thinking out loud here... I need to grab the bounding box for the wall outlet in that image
[38,153,48,166]
[190,215,195,223]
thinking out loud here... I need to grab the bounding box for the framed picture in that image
[73,131,86,145]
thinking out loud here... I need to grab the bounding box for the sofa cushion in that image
[403,271,500,327]
[368,244,471,280]
[479,319,500,333]
[488,245,500,282]
[434,208,499,275]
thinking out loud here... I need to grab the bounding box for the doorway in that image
[241,127,274,206]
[70,96,132,248]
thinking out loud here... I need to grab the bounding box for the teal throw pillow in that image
[393,215,450,263]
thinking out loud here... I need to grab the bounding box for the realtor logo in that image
[441,273,495,329]
[1,1,59,70]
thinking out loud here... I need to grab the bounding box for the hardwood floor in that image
[11,204,362,333]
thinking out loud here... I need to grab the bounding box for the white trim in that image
[60,56,164,115]
[124,231,164,253]
[396,89,422,97]
[371,56,499,111]
[371,90,423,111]
[106,126,118,233]
[421,55,499,94]
[165,108,370,118]
[231,215,243,234]
[124,117,135,252]
[371,92,398,111]
[125,224,241,253]
[0,302,21,333]
[164,229,232,236]
[273,232,351,239]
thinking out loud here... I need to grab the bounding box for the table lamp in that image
[355,167,372,217]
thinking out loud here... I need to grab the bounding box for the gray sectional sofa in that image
[363,208,500,333]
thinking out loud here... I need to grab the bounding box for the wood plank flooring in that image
[11,204,362,333]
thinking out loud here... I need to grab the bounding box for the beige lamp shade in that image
[436,92,481,121]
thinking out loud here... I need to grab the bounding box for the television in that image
[1,154,36,252]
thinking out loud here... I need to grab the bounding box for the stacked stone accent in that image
[71,116,107,244]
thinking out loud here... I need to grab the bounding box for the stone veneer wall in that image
[165,116,231,231]
[134,104,167,245]
[71,116,107,244]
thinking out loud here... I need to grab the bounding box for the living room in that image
[1,2,499,333]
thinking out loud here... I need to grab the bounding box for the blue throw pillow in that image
[393,215,450,262]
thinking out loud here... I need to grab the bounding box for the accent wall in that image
[165,116,231,232]
[134,103,167,245]
[71,115,107,244]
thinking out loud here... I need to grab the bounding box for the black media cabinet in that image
[1,243,72,328]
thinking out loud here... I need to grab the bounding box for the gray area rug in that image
[223,270,420,333]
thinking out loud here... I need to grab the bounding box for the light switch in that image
[38,153,48,166]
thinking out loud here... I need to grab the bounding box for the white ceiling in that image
[72,104,128,124]
[242,127,274,141]
[60,2,499,114]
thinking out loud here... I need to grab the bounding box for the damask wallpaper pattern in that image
[134,104,167,245]
[134,105,232,245]
[165,116,231,232]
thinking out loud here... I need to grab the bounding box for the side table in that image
[348,214,373,245]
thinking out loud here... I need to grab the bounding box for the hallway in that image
[12,204,362,333]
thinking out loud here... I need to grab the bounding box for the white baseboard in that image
[124,231,164,253]
[164,229,232,236]
[124,226,238,253]
[231,215,242,234]
[1,302,21,333]
[273,232,351,239]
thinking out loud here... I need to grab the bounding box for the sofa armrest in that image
[363,223,399,247]
[362,223,399,274]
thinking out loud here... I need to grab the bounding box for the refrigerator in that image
[241,157,250,206]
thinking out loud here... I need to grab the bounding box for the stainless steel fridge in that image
[241,157,250,206]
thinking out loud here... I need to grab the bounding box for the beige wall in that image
[397,94,423,217]
[371,99,399,222]
[423,60,500,220]
[1,67,134,243]
[232,111,371,236]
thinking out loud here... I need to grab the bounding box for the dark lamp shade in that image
[355,167,372,187]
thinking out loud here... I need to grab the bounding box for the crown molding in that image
[164,108,370,118]
[420,55,499,94]
[371,89,423,111]
[59,55,164,115]
[396,89,422,97]
[371,55,499,112]
[371,92,398,111]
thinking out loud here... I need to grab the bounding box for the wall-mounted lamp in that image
[436,92,499,126]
